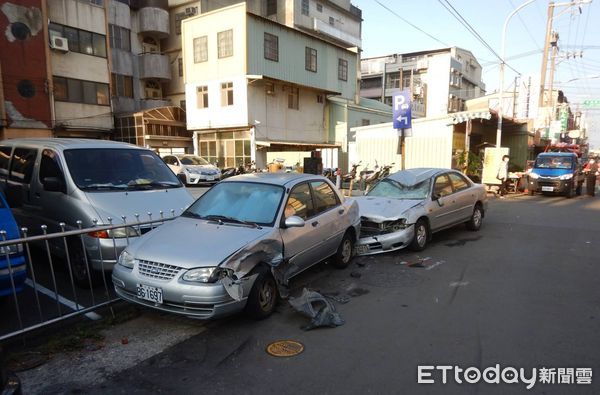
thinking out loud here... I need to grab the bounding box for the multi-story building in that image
[181,2,385,170]
[1,0,113,139]
[360,47,486,118]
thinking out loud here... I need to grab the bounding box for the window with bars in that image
[264,33,279,62]
[221,82,233,106]
[329,16,334,26]
[111,73,133,98]
[301,0,309,15]
[267,0,277,15]
[53,76,109,105]
[196,86,209,108]
[305,47,317,72]
[217,30,233,58]
[49,22,107,57]
[193,36,208,63]
[316,3,323,12]
[338,58,348,81]
[108,24,130,52]
[178,58,183,77]
[288,86,299,110]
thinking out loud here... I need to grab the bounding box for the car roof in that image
[537,152,576,157]
[0,138,144,151]
[387,168,450,185]
[222,172,326,187]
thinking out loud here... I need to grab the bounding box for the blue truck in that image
[527,152,585,198]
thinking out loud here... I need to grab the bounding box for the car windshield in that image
[535,156,573,169]
[180,155,210,165]
[183,182,285,226]
[367,178,431,200]
[64,148,182,191]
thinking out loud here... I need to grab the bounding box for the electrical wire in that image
[436,0,521,76]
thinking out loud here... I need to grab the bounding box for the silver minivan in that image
[0,139,194,286]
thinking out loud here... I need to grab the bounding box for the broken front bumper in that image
[355,225,415,256]
[112,263,256,319]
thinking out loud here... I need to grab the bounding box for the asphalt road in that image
[23,193,600,394]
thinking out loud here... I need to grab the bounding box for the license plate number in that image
[355,245,370,254]
[206,176,215,181]
[136,284,163,304]
[541,186,554,192]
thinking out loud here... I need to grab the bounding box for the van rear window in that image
[534,156,573,169]
[9,148,37,183]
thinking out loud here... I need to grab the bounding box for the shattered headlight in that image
[117,250,137,269]
[387,218,408,231]
[182,267,233,283]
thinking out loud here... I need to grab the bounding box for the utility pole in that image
[547,31,560,121]
[539,2,555,107]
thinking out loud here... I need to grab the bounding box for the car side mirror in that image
[42,177,65,193]
[433,193,444,206]
[284,215,305,228]
[4,184,23,208]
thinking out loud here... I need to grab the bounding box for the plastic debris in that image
[289,288,345,330]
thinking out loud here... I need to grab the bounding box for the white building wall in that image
[186,76,249,129]
[423,53,451,117]
[47,0,107,34]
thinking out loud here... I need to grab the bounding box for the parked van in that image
[527,152,584,198]
[0,139,194,286]
[0,191,26,298]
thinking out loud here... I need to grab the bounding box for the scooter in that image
[363,162,381,193]
[378,163,395,180]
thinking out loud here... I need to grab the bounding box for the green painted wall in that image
[246,15,357,100]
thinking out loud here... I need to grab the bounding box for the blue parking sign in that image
[393,90,411,129]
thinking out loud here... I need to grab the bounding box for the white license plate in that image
[355,245,370,254]
[136,284,163,304]
[541,186,554,192]
[206,176,215,181]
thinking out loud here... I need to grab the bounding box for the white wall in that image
[423,53,451,117]
[352,116,454,171]
[48,0,107,34]
[186,76,249,129]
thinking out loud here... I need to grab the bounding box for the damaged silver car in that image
[353,168,488,255]
[112,173,360,319]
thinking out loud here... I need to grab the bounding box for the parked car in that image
[0,191,26,298]
[0,139,194,287]
[112,173,360,320]
[527,152,584,198]
[162,154,221,185]
[352,168,488,255]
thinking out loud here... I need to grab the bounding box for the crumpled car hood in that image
[352,196,422,222]
[127,217,272,269]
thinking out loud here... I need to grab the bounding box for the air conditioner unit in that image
[145,88,161,99]
[413,86,422,96]
[143,43,159,53]
[50,36,69,52]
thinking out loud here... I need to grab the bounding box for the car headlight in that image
[182,267,232,283]
[528,172,539,179]
[559,173,573,180]
[118,250,137,269]
[88,227,139,239]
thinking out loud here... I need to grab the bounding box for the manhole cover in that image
[266,340,304,357]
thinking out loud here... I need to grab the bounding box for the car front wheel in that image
[245,267,278,319]
[332,231,354,268]
[409,219,429,251]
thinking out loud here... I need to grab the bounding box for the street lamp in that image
[496,0,537,148]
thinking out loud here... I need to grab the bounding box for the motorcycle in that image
[378,162,395,180]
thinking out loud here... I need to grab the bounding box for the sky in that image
[353,0,600,148]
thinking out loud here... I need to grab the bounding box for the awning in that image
[256,140,341,150]
[450,110,492,124]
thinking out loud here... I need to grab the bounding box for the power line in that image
[436,0,521,76]
[371,0,449,47]
[507,0,543,51]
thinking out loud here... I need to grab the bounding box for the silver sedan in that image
[112,173,360,320]
[353,168,488,255]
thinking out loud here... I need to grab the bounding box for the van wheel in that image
[68,240,100,289]
[245,266,278,320]
[566,183,574,198]
[410,219,429,251]
[332,232,354,269]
